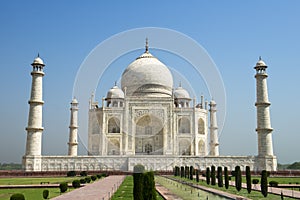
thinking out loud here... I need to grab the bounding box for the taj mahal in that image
[22,40,277,172]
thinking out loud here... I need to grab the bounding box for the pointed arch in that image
[108,117,120,133]
[178,117,190,133]
[107,138,120,155]
[198,140,205,156]
[198,118,205,134]
[179,139,191,155]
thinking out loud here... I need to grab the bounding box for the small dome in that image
[174,86,190,99]
[106,85,124,99]
[210,100,216,105]
[256,60,266,67]
[255,57,267,67]
[71,98,78,104]
[32,55,45,66]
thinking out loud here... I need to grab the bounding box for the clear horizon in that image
[0,1,299,165]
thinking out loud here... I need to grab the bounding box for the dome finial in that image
[114,81,117,86]
[179,81,182,87]
[145,38,149,53]
[259,56,262,61]
[38,53,40,58]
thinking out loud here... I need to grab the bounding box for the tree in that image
[185,166,189,179]
[133,164,145,200]
[261,170,268,197]
[211,166,216,185]
[196,169,199,182]
[143,171,156,200]
[287,162,300,169]
[224,167,229,189]
[10,193,25,200]
[67,171,76,177]
[246,166,252,194]
[43,190,49,199]
[80,171,87,176]
[59,182,68,193]
[206,167,210,185]
[72,180,81,188]
[217,166,223,187]
[235,166,242,192]
[189,166,194,180]
[181,166,184,178]
[91,175,97,181]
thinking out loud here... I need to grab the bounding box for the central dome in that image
[121,48,173,97]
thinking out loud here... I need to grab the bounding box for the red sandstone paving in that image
[52,175,125,200]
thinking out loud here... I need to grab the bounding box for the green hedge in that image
[10,193,25,200]
[72,180,81,188]
[59,182,68,193]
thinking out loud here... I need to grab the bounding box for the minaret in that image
[209,100,219,156]
[68,98,79,156]
[25,55,45,156]
[254,57,274,157]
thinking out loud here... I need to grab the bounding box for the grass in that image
[156,176,228,200]
[0,187,74,200]
[242,176,300,185]
[171,176,295,200]
[111,175,164,200]
[0,177,79,185]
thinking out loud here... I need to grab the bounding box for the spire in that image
[145,38,149,53]
[38,53,40,58]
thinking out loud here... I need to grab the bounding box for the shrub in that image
[43,190,49,199]
[180,166,184,178]
[261,170,268,197]
[143,171,156,200]
[67,171,76,177]
[235,166,242,192]
[217,166,223,187]
[133,164,145,200]
[269,181,278,187]
[246,166,252,194]
[72,180,81,188]
[134,164,145,173]
[91,175,97,181]
[206,167,210,185]
[185,166,189,179]
[224,167,229,189]
[85,177,91,183]
[211,166,216,185]
[10,193,25,200]
[59,182,68,193]
[80,178,86,184]
[80,171,87,177]
[252,179,259,184]
[96,174,101,179]
[189,166,194,180]
[196,169,199,182]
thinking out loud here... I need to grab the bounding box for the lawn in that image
[0,177,78,185]
[243,176,300,185]
[0,187,74,200]
[155,176,228,200]
[111,176,164,200]
[171,176,295,200]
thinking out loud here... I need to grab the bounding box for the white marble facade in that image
[22,44,277,172]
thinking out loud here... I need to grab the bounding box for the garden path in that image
[52,175,125,200]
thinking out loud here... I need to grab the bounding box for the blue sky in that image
[0,1,299,164]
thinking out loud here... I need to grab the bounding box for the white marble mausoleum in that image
[22,41,277,172]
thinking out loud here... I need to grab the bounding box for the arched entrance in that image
[135,114,163,155]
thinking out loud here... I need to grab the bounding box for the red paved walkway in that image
[52,175,125,200]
